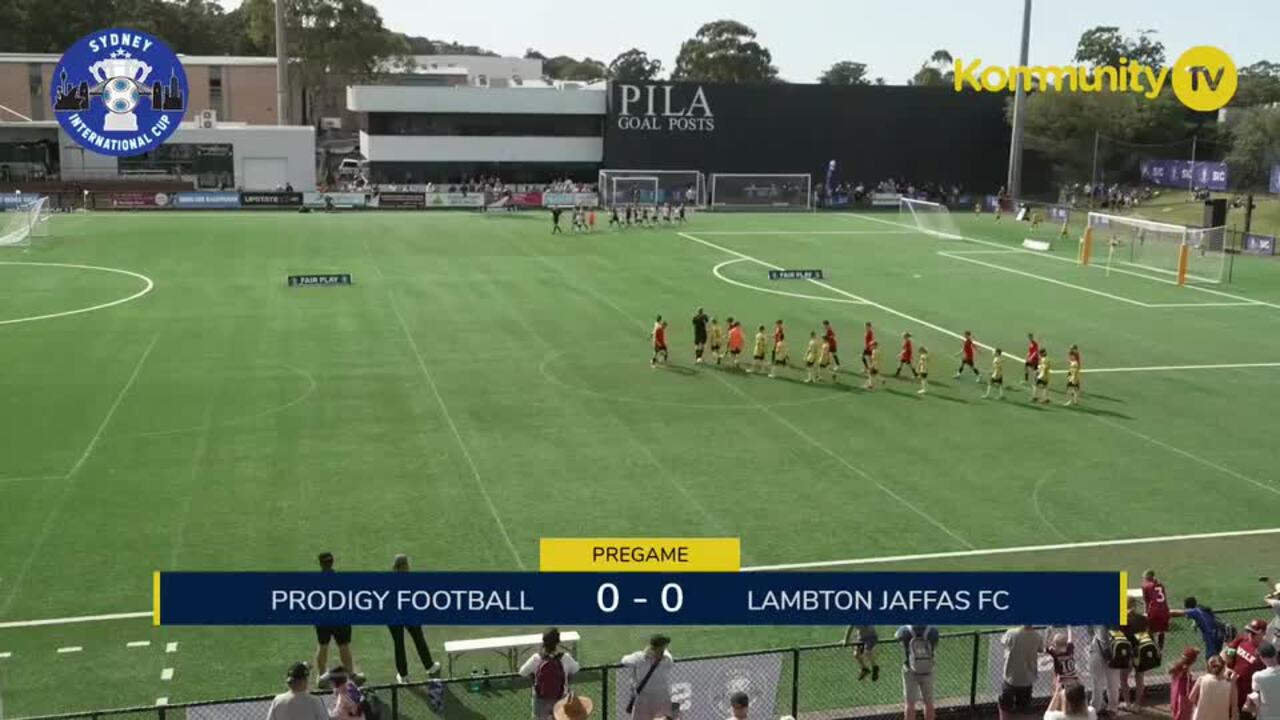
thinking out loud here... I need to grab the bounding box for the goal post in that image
[608,176,660,207]
[709,173,812,211]
[0,195,50,247]
[598,169,704,207]
[898,197,963,239]
[1082,212,1228,285]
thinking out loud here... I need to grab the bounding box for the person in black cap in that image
[266,662,328,720]
[314,552,355,686]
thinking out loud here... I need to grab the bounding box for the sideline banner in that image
[375,191,425,209]
[544,191,599,207]
[303,192,367,209]
[1243,232,1276,256]
[173,191,240,209]
[241,191,303,207]
[111,191,169,208]
[426,192,484,208]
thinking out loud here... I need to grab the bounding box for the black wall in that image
[604,82,1012,191]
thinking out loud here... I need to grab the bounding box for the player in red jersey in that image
[821,320,842,371]
[650,316,668,367]
[771,320,786,365]
[861,322,875,373]
[1023,333,1040,385]
[954,330,981,382]
[894,332,918,378]
[1226,620,1268,710]
[1141,569,1171,652]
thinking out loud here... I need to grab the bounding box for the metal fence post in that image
[602,666,610,720]
[791,648,800,717]
[969,631,980,715]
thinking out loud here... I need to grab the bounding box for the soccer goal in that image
[1081,212,1228,285]
[0,196,51,248]
[709,173,812,211]
[898,197,963,239]
[598,169,704,207]
[606,176,660,206]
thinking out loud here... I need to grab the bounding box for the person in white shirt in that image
[620,634,675,720]
[1251,644,1280,720]
[1044,683,1097,720]
[266,662,329,720]
[519,628,581,720]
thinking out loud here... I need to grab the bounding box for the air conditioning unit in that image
[320,117,342,130]
[199,109,217,129]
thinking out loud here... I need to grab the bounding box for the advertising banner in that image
[303,192,368,209]
[0,193,35,209]
[1243,233,1276,256]
[509,191,544,207]
[111,191,170,208]
[544,192,599,207]
[1139,159,1229,191]
[426,192,485,208]
[240,191,303,207]
[375,192,426,209]
[173,191,240,209]
[1271,165,1280,195]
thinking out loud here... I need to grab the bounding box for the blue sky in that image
[217,0,1276,84]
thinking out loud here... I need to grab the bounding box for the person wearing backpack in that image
[1122,599,1155,709]
[519,628,580,720]
[1173,597,1228,659]
[895,625,939,720]
[1086,626,1122,716]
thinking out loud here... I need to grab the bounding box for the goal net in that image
[0,196,50,247]
[598,169,704,207]
[709,173,812,210]
[607,176,659,207]
[1081,212,1227,285]
[898,197,963,239]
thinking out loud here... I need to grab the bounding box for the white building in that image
[410,55,545,88]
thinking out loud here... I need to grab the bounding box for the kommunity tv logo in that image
[952,45,1237,112]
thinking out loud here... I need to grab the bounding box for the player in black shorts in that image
[609,206,621,228]
[691,307,709,364]
[550,207,563,234]
[314,552,355,684]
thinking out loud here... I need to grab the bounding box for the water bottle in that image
[469,667,481,693]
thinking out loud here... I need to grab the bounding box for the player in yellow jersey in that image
[863,341,881,390]
[803,332,821,383]
[749,325,768,374]
[916,346,930,395]
[983,348,1006,400]
[1032,347,1051,404]
[1063,355,1082,406]
[1029,210,1042,230]
[818,337,837,383]
[708,317,725,365]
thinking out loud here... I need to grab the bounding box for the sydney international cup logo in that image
[52,28,187,157]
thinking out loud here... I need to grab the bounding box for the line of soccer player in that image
[550,203,688,234]
[652,313,1085,405]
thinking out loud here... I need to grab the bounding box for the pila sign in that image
[615,84,714,132]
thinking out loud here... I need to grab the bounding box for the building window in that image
[28,64,45,121]
[208,66,224,118]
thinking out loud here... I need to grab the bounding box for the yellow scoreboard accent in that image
[1120,571,1129,626]
[540,538,741,572]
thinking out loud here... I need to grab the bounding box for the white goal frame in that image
[1084,211,1228,285]
[608,176,660,207]
[0,196,50,247]
[898,196,963,239]
[708,173,813,211]
[598,169,705,207]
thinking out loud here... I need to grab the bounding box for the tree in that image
[1073,26,1165,68]
[608,48,662,82]
[544,55,606,81]
[818,61,870,86]
[1226,107,1280,188]
[909,49,953,87]
[524,48,546,60]
[672,20,777,84]
[1234,61,1280,108]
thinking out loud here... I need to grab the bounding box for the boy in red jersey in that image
[954,331,981,381]
[650,316,668,367]
[1142,569,1171,652]
[894,332,918,378]
[861,322,875,374]
[726,319,744,369]
[1023,333,1040,385]
[1226,620,1268,711]
[771,320,787,366]
[822,320,842,371]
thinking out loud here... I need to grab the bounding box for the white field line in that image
[712,258,867,305]
[56,646,82,654]
[0,652,12,658]
[848,213,1280,309]
[740,526,1280,571]
[0,611,152,629]
[0,335,159,616]
[166,641,179,653]
[1143,302,1260,308]
[126,640,151,648]
[156,698,169,706]
[0,262,155,326]
[938,251,1151,307]
[696,230,917,236]
[161,667,174,681]
[937,249,1022,255]
[1084,361,1280,374]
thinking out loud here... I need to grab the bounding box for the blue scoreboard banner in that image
[155,571,1124,626]
[1139,159,1229,191]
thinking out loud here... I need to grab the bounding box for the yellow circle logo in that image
[1171,46,1237,111]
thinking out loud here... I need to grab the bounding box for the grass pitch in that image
[2,208,1280,715]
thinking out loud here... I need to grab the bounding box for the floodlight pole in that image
[1006,0,1032,201]
[275,0,289,125]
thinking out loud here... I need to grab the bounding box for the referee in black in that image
[692,307,709,364]
[313,552,355,686]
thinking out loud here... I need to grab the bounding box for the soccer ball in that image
[102,77,140,114]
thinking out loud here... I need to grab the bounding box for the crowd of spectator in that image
[1058,182,1157,209]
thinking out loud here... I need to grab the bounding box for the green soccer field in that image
[2,208,1280,716]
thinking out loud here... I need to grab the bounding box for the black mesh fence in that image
[16,606,1272,720]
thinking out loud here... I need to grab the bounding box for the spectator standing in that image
[620,634,675,720]
[323,667,364,720]
[1191,656,1238,720]
[387,554,441,683]
[1000,626,1044,720]
[895,624,939,720]
[1044,683,1095,720]
[266,662,329,720]
[1047,632,1079,691]
[1173,597,1228,659]
[1086,626,1120,716]
[1252,644,1280,720]
[1121,598,1152,709]
[1171,648,1201,720]
[1225,620,1269,712]
[727,691,749,719]
[519,628,580,720]
[844,625,880,681]
[1262,581,1280,649]
[313,552,355,686]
